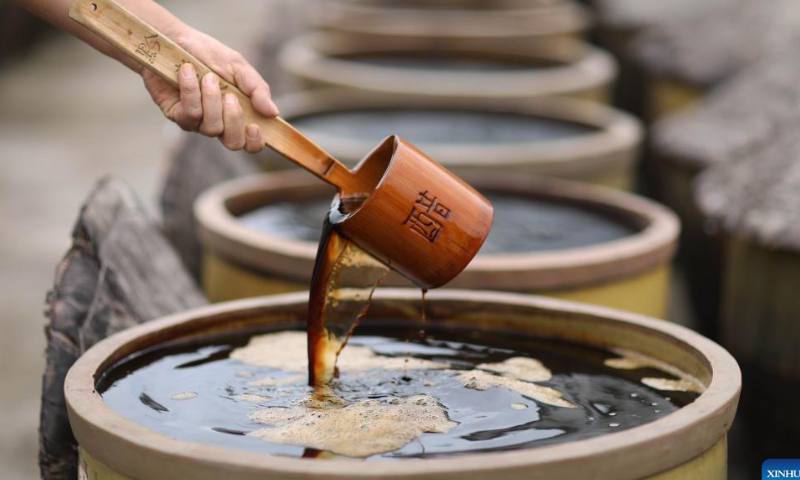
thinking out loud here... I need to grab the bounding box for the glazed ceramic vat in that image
[255,90,642,190]
[65,290,740,480]
[279,32,616,103]
[303,0,591,50]
[196,172,679,317]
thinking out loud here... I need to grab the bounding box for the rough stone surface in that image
[593,0,732,32]
[40,178,207,480]
[653,52,800,172]
[696,125,800,253]
[160,134,260,279]
[633,0,800,87]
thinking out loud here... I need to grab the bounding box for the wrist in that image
[162,20,195,50]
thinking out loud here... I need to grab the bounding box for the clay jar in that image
[196,172,678,318]
[254,91,642,190]
[279,32,616,103]
[303,0,591,51]
[65,290,740,480]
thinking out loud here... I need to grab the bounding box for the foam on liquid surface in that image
[99,327,700,459]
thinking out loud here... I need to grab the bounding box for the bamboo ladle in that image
[69,0,494,289]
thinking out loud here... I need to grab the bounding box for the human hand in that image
[141,24,279,153]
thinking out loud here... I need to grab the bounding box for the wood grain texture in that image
[40,177,207,480]
[334,136,494,289]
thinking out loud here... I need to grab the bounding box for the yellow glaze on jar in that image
[78,438,726,480]
[648,79,702,121]
[203,253,671,319]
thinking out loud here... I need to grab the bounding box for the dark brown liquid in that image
[338,51,559,72]
[98,186,686,460]
[240,194,636,255]
[305,196,393,386]
[98,324,698,459]
[291,109,595,146]
[365,0,556,11]
[262,190,631,393]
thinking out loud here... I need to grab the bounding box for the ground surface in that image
[0,1,275,477]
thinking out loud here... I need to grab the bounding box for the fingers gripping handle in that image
[68,0,357,191]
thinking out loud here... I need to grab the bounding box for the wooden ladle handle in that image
[69,0,363,193]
